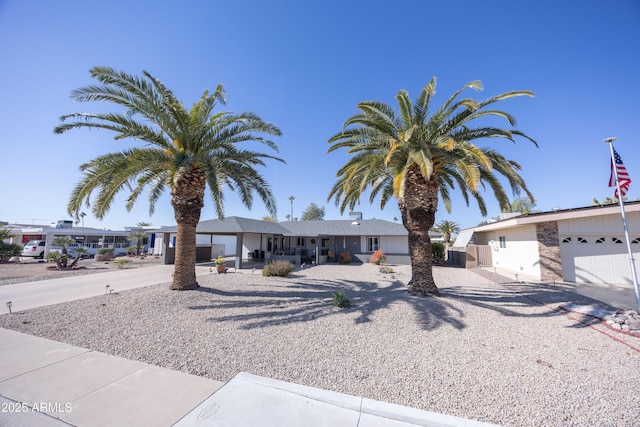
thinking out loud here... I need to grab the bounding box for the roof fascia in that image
[473,203,640,232]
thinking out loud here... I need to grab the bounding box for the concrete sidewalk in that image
[0,328,223,426]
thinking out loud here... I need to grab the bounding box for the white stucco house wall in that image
[453,202,640,308]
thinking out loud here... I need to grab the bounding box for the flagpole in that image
[604,137,640,312]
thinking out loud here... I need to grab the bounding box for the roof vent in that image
[351,221,360,226]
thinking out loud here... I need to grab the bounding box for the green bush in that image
[379,265,394,274]
[0,242,22,262]
[333,291,351,308]
[97,247,115,255]
[112,258,129,269]
[46,251,62,262]
[432,242,445,264]
[262,260,295,277]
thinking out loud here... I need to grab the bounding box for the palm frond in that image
[57,67,283,223]
[327,77,536,219]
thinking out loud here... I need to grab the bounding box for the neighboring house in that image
[450,202,640,308]
[152,216,443,268]
[7,221,133,257]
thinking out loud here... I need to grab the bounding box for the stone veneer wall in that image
[536,221,563,282]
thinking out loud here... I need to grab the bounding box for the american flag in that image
[609,147,632,199]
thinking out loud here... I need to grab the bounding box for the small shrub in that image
[112,258,129,269]
[369,249,387,265]
[97,247,115,255]
[46,251,62,262]
[262,260,295,277]
[0,242,22,262]
[339,252,352,264]
[333,291,351,308]
[432,242,445,264]
[126,246,138,255]
[379,266,394,274]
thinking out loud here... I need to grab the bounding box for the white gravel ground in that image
[1,263,639,426]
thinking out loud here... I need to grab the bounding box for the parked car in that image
[22,240,46,259]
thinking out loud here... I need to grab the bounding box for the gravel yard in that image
[1,262,639,426]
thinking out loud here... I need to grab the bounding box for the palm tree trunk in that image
[169,168,206,290]
[171,222,199,289]
[400,165,440,296]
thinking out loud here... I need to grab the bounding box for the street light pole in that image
[604,137,640,312]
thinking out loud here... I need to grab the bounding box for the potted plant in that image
[215,255,227,273]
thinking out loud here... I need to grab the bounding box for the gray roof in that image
[154,216,445,239]
[278,219,408,236]
[155,217,289,235]
[155,217,414,236]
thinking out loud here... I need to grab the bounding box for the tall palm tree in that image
[433,220,461,245]
[54,66,283,290]
[327,77,536,296]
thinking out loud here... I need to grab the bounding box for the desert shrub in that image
[126,246,138,255]
[0,242,22,262]
[379,265,394,274]
[369,249,387,265]
[339,252,352,264]
[333,291,351,308]
[112,258,129,269]
[432,242,445,264]
[262,260,295,277]
[97,247,115,255]
[46,251,62,262]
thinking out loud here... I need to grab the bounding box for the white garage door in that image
[560,235,640,284]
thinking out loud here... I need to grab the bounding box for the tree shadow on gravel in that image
[440,267,616,329]
[189,276,467,331]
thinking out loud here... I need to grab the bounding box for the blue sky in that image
[1,0,639,231]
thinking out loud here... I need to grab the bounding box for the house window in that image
[577,237,588,243]
[499,236,506,248]
[562,237,572,243]
[367,237,379,252]
[632,238,640,244]
[595,237,606,244]
[296,237,305,246]
[612,237,623,244]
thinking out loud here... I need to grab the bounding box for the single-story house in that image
[4,220,135,257]
[450,202,640,308]
[152,216,443,269]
